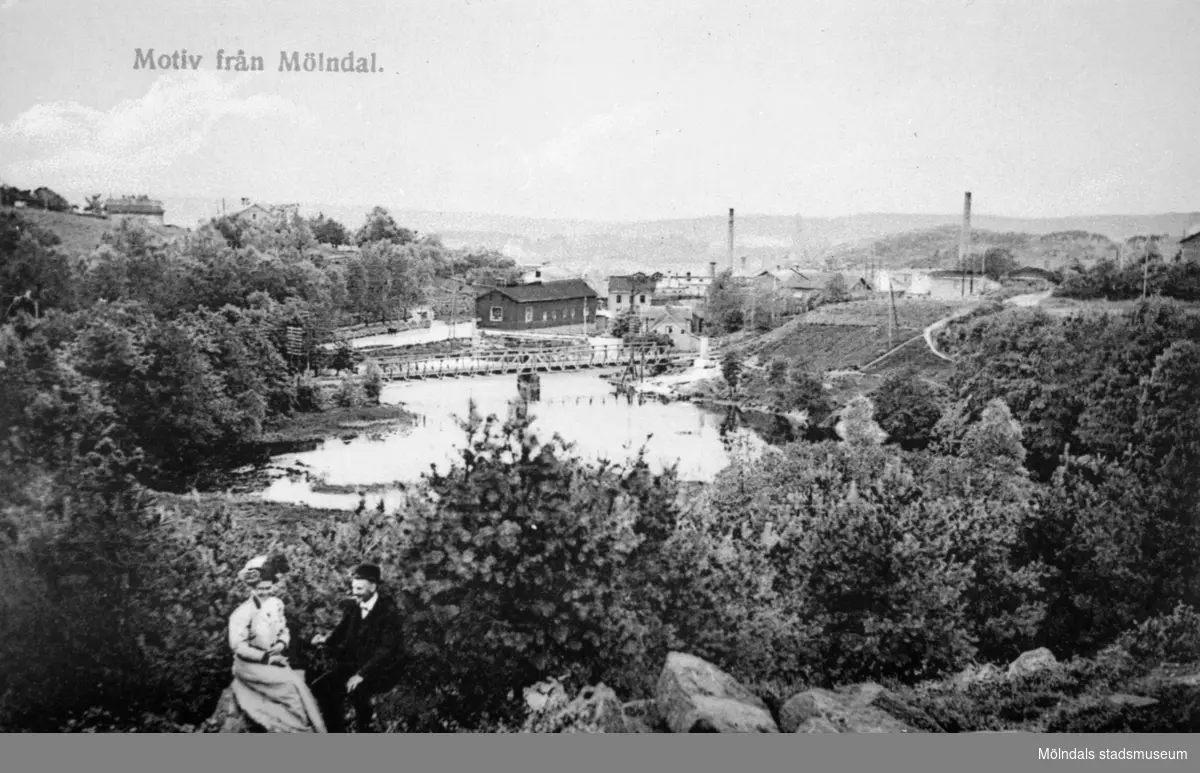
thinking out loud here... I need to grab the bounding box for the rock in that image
[656,652,779,733]
[794,717,841,733]
[523,677,570,716]
[1107,694,1159,708]
[523,683,628,733]
[195,686,257,733]
[622,699,667,733]
[1006,647,1058,679]
[779,683,935,734]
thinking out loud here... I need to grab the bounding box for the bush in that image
[389,401,681,729]
[1116,604,1200,666]
[362,362,384,404]
[332,376,364,408]
[663,441,1046,688]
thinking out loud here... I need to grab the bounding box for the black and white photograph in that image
[1,0,1199,753]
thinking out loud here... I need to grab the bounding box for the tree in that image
[720,351,743,396]
[355,206,416,247]
[873,370,944,450]
[85,195,104,215]
[309,212,350,246]
[704,269,744,335]
[824,273,850,303]
[609,308,638,338]
[982,247,1017,281]
[835,395,887,446]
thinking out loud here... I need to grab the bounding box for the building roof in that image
[1007,266,1061,282]
[608,273,658,293]
[1181,230,1200,244]
[479,279,598,303]
[105,196,164,215]
[647,305,693,330]
[230,203,275,219]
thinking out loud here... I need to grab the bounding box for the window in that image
[640,294,646,303]
[490,306,503,322]
[570,308,575,319]
[525,307,533,323]
[616,295,623,304]
[543,311,548,321]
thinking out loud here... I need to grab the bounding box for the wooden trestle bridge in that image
[371,342,705,382]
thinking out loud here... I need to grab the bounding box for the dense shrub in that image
[389,401,681,729]
[663,436,1046,688]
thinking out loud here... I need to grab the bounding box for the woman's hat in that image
[238,553,290,584]
[352,563,382,584]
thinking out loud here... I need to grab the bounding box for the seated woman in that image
[227,553,327,733]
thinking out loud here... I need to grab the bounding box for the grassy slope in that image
[2,205,184,256]
[827,225,1128,272]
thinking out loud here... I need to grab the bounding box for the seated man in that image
[310,563,404,732]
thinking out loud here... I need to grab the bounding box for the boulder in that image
[794,717,841,733]
[195,685,257,733]
[622,699,667,733]
[656,652,779,733]
[1006,647,1058,679]
[779,683,938,734]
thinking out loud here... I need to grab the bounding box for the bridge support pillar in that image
[517,371,541,402]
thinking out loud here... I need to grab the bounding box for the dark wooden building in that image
[475,279,600,331]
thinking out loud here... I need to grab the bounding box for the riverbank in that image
[257,403,416,447]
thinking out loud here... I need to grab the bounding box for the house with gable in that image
[475,279,599,331]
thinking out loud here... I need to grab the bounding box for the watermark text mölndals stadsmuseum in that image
[1039,746,1187,762]
[133,49,382,73]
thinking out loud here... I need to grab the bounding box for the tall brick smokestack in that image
[958,192,972,270]
[728,208,735,271]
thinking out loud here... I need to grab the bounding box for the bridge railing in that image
[373,342,702,380]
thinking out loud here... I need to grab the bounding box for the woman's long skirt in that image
[230,659,328,733]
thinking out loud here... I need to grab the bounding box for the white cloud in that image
[0,72,296,191]
[1,0,19,11]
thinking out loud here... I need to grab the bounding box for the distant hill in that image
[825,226,1138,272]
[43,190,1200,275]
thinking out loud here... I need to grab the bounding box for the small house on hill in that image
[1181,231,1200,264]
[229,203,277,226]
[608,273,659,314]
[104,195,165,224]
[920,270,1000,299]
[645,305,699,351]
[476,279,599,331]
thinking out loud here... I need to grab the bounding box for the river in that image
[259,370,785,510]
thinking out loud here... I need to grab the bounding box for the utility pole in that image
[889,282,901,346]
[1142,239,1149,299]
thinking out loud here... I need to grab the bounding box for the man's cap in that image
[352,563,382,584]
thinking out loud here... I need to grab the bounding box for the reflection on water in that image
[261,371,774,510]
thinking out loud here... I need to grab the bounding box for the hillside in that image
[114,193,1200,277]
[1,205,184,256]
[732,299,973,374]
[825,226,1133,272]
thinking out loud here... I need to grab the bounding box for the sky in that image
[1,0,1198,223]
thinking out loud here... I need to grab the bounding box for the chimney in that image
[741,255,747,273]
[959,191,972,270]
[709,261,717,279]
[728,208,735,270]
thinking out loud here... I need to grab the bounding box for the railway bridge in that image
[369,342,707,382]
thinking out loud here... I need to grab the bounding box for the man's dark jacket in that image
[323,593,405,688]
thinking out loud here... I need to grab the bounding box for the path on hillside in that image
[922,290,1054,362]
